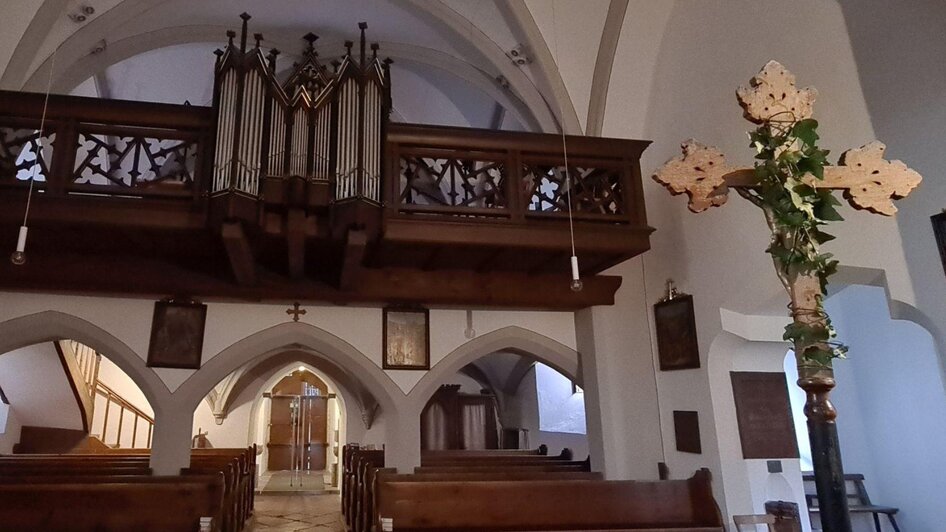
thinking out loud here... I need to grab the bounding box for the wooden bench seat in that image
[0,475,225,532]
[374,468,724,531]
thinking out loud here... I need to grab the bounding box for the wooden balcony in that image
[0,91,652,309]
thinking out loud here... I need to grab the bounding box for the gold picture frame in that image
[382,307,430,370]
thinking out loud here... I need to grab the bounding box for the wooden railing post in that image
[507,149,525,221]
[46,119,77,197]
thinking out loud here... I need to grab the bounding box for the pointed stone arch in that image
[408,325,579,405]
[175,322,403,418]
[0,310,169,408]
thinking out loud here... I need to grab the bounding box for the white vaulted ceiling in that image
[4,0,600,133]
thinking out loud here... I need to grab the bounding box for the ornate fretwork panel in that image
[0,127,56,183]
[399,156,507,210]
[522,164,625,216]
[73,131,197,191]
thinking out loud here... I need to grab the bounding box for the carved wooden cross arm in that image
[652,61,922,216]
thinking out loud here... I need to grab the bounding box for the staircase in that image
[55,341,154,450]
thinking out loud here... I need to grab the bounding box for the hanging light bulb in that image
[464,310,476,339]
[10,226,27,266]
[570,255,583,292]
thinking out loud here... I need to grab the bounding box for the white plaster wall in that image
[0,0,43,77]
[825,286,946,532]
[0,343,83,431]
[837,0,946,399]
[526,0,609,132]
[0,401,22,454]
[707,333,810,532]
[0,293,576,396]
[97,355,153,416]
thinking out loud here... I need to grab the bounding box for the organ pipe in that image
[211,16,390,205]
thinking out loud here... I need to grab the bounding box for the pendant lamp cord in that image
[551,3,578,261]
[639,254,669,465]
[21,45,59,228]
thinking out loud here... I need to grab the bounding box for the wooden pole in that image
[791,273,852,532]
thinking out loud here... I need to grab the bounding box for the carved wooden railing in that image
[56,340,99,432]
[96,381,154,449]
[0,91,214,202]
[1,91,649,237]
[67,340,101,400]
[385,123,649,226]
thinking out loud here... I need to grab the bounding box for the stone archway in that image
[408,325,580,405]
[0,310,169,408]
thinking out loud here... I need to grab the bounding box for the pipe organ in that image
[211,14,391,206]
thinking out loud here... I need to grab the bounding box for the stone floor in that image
[248,493,344,532]
[260,470,327,493]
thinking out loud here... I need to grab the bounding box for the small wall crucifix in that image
[652,61,922,532]
[286,302,306,322]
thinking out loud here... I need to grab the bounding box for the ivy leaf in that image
[814,195,844,221]
[810,228,836,245]
[792,119,820,147]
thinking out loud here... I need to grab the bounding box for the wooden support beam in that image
[221,221,257,286]
[0,252,622,310]
[339,229,368,291]
[287,208,306,281]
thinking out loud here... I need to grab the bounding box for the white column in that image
[383,405,421,473]
[574,260,664,480]
[150,404,193,475]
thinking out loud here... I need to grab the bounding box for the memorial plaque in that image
[673,410,702,454]
[730,371,799,459]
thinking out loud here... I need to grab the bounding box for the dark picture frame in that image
[730,371,799,459]
[146,299,207,369]
[654,294,700,371]
[382,307,430,370]
[673,410,702,454]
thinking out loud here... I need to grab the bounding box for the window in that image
[536,363,586,434]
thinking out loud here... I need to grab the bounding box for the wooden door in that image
[267,395,328,471]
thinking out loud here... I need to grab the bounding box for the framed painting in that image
[147,299,207,369]
[383,307,430,370]
[654,294,700,371]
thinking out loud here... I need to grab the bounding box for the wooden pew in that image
[363,469,604,532]
[0,474,226,532]
[413,461,591,474]
[0,447,255,532]
[348,449,384,529]
[420,446,548,459]
[374,468,724,531]
[420,448,571,466]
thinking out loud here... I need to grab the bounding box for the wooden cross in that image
[654,62,921,216]
[286,302,306,322]
[652,61,922,532]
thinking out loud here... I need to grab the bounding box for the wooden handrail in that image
[96,381,154,449]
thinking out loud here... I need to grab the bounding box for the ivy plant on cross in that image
[652,61,922,532]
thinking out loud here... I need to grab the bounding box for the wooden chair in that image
[734,514,776,532]
[802,473,901,532]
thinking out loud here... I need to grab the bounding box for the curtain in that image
[461,403,488,450]
[422,402,449,450]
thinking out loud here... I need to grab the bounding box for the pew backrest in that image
[375,469,723,531]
